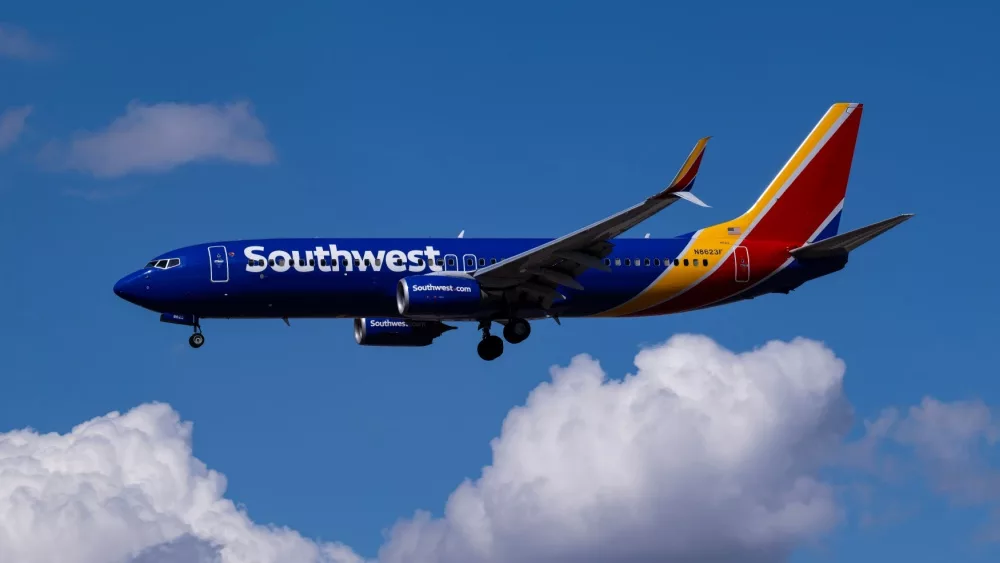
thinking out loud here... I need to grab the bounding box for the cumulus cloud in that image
[0,105,32,151]
[865,397,1000,538]
[3,334,998,563]
[0,23,52,61]
[0,402,362,563]
[46,101,276,178]
[378,335,854,563]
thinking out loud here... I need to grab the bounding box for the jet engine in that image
[396,275,486,317]
[353,317,456,347]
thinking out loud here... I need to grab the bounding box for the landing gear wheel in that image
[189,333,205,348]
[477,335,504,361]
[503,319,531,344]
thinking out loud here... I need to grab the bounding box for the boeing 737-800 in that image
[113,102,911,360]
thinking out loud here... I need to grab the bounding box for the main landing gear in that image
[188,321,205,349]
[476,318,532,361]
[477,321,503,361]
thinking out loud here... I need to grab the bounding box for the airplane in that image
[113,102,912,361]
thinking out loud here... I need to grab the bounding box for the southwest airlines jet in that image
[113,103,911,360]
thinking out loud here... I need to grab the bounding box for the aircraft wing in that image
[789,213,914,259]
[472,137,710,307]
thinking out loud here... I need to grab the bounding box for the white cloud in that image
[0,105,33,151]
[867,397,1000,537]
[378,334,853,563]
[51,101,276,178]
[0,402,363,563]
[3,335,998,563]
[0,23,51,61]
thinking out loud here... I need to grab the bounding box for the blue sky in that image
[2,1,1000,562]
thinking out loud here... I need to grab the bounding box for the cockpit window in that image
[146,258,181,270]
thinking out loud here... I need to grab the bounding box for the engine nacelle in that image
[353,317,455,347]
[396,275,485,317]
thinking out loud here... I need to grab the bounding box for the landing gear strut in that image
[477,320,503,361]
[188,320,204,349]
[503,318,531,344]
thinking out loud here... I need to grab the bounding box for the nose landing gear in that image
[188,320,204,349]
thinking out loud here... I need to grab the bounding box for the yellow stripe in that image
[596,103,854,317]
[667,136,710,189]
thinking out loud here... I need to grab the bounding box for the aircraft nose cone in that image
[113,273,142,304]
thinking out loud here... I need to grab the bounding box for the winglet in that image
[665,136,710,193]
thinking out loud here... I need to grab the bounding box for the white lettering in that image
[291,250,315,273]
[407,249,427,273]
[411,283,473,293]
[329,244,353,272]
[245,246,266,273]
[386,250,407,273]
[370,319,411,328]
[245,244,445,274]
[425,246,442,272]
[314,246,331,272]
[269,250,291,273]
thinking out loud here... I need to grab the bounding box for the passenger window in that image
[375,259,382,266]
[490,258,497,264]
[604,258,611,266]
[702,259,708,266]
[674,259,679,266]
[654,258,660,266]
[683,259,689,266]
[625,258,631,266]
[354,260,361,266]
[436,259,444,266]
[644,258,650,266]
[467,258,474,267]
[447,258,456,267]
[364,259,370,266]
[615,258,622,266]
[479,258,485,266]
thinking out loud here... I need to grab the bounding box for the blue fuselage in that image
[113,236,845,322]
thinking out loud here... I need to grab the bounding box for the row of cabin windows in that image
[604,257,710,268]
[248,256,711,269]
[248,256,507,268]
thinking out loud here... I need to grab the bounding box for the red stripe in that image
[630,106,862,316]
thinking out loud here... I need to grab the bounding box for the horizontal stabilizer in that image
[790,214,913,259]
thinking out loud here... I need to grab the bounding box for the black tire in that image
[189,333,205,348]
[477,334,503,360]
[503,319,531,344]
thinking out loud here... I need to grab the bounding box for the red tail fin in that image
[730,102,862,244]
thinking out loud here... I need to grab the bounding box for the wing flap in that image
[790,214,913,259]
